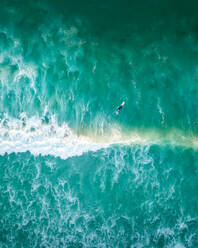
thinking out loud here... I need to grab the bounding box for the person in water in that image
[116,101,125,114]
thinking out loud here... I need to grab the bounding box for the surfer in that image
[116,101,125,115]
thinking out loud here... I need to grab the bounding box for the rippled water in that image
[0,0,198,247]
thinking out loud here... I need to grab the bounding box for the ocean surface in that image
[1,0,198,247]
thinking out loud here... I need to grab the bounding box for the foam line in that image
[0,116,197,160]
[0,116,109,159]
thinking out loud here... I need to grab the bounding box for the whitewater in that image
[1,0,198,247]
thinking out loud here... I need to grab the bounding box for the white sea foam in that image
[0,116,109,159]
[157,97,165,125]
[0,116,197,160]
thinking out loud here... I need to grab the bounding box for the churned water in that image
[1,0,198,247]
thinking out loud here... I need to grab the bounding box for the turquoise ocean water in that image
[1,0,198,247]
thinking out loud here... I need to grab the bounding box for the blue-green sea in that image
[1,0,198,247]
